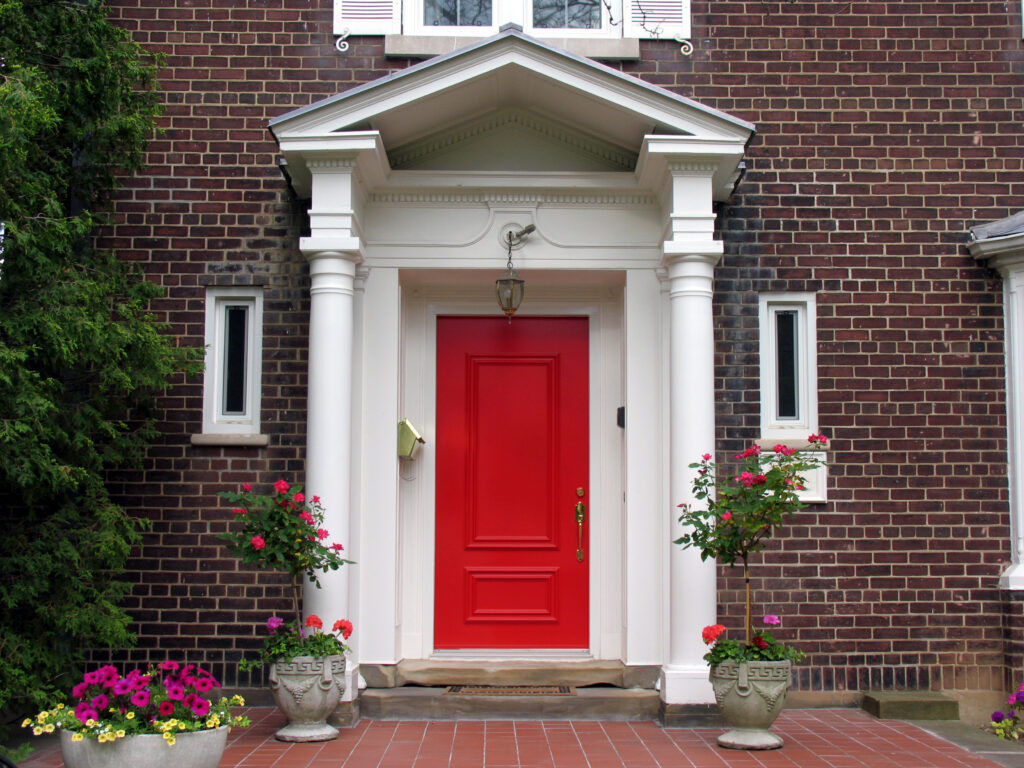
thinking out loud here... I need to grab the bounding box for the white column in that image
[301,249,361,700]
[660,161,722,705]
[299,155,366,701]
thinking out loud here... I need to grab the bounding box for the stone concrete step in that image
[862,690,960,720]
[359,686,662,721]
[361,660,660,689]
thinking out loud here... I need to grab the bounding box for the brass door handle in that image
[575,501,585,562]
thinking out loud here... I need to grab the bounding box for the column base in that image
[660,664,714,705]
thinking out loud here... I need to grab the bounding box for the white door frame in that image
[396,277,625,660]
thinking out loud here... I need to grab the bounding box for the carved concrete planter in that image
[58,725,227,768]
[709,659,791,750]
[270,654,346,742]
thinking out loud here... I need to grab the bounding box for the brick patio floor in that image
[18,707,1005,768]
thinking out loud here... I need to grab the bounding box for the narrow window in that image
[775,310,798,420]
[201,287,263,436]
[759,293,817,438]
[222,305,249,415]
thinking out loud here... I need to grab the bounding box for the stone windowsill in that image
[190,433,270,447]
[384,34,641,60]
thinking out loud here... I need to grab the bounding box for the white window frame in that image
[335,0,689,41]
[759,292,826,503]
[201,287,264,436]
[405,0,619,38]
[759,292,818,439]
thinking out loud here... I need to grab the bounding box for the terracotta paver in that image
[17,707,1004,768]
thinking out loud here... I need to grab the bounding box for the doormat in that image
[445,685,575,696]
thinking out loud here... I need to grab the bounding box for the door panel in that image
[434,316,589,649]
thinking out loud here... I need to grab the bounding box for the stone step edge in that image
[861,690,960,721]
[358,687,662,721]
[361,660,660,689]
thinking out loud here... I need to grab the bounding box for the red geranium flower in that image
[701,624,726,645]
[305,615,323,630]
[333,619,354,640]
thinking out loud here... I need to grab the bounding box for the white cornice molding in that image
[969,231,1024,275]
[370,190,656,205]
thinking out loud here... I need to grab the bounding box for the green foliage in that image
[0,0,198,750]
[240,616,353,671]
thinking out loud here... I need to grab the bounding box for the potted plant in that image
[240,614,354,742]
[23,662,249,768]
[675,435,828,750]
[219,479,354,742]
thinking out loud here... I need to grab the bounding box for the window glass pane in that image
[223,305,248,415]
[424,0,491,26]
[775,310,798,420]
[533,0,600,27]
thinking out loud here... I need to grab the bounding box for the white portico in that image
[268,25,754,708]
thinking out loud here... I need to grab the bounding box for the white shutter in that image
[335,0,401,35]
[622,0,689,40]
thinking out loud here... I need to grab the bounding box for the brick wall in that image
[98,0,1024,692]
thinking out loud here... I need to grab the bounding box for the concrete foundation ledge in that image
[658,702,726,728]
[862,690,960,720]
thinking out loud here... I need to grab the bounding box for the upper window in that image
[201,287,264,437]
[334,0,689,41]
[759,292,818,440]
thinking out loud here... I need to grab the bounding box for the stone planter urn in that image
[58,725,227,768]
[269,654,346,742]
[709,659,791,750]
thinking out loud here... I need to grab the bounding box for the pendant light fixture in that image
[496,224,534,321]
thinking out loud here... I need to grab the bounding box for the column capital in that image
[300,238,364,264]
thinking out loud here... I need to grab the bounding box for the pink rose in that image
[273,479,290,494]
[293,492,305,503]
[331,543,344,551]
[242,483,252,491]
[251,535,266,549]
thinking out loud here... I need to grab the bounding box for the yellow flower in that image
[232,695,245,706]
[178,722,185,730]
[44,724,55,733]
[126,712,135,720]
[86,719,97,727]
[116,730,126,738]
[72,733,84,742]
[166,736,176,746]
[32,727,43,736]
[56,703,65,710]
[22,719,31,728]
[36,713,48,723]
[163,731,172,741]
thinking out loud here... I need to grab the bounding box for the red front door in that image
[434,316,589,649]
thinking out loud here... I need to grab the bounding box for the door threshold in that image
[430,649,594,661]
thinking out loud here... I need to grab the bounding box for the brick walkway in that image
[19,707,1004,768]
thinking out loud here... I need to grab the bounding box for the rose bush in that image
[676,435,828,659]
[219,480,354,628]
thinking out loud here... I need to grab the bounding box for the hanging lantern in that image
[496,227,532,321]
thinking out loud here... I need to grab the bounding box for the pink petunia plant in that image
[23,662,248,745]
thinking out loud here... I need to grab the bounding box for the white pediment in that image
[388,109,638,172]
[269,25,754,198]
